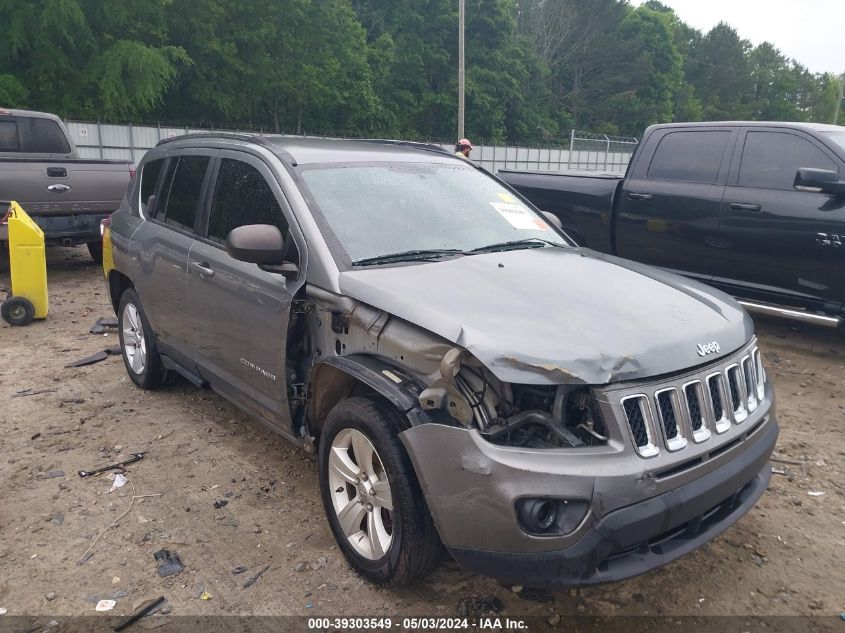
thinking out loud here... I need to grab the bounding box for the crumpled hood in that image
[338,247,754,385]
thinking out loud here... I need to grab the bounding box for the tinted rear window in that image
[739,132,838,190]
[0,116,71,154]
[160,156,209,231]
[648,131,730,183]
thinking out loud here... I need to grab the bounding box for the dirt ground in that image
[0,247,843,628]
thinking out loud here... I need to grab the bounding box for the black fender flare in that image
[310,354,456,427]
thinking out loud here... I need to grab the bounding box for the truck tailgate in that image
[0,158,132,216]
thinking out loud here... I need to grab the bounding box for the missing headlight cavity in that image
[419,348,608,449]
[482,385,608,449]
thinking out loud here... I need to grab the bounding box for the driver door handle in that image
[628,192,653,201]
[192,261,215,277]
[729,202,762,212]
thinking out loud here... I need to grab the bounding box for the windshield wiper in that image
[468,238,566,255]
[351,249,465,267]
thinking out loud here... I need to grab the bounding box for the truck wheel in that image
[1,296,35,326]
[87,241,104,264]
[318,397,440,586]
[118,288,165,389]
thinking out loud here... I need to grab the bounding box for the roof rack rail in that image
[359,139,452,156]
[155,131,261,147]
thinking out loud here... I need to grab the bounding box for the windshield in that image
[299,162,568,264]
[820,131,845,155]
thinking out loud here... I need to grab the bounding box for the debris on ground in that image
[456,595,503,618]
[49,512,63,526]
[90,316,118,334]
[108,473,128,493]
[95,599,116,612]
[199,591,212,601]
[153,549,184,577]
[38,470,65,480]
[44,592,56,601]
[113,596,166,632]
[65,347,122,367]
[515,587,552,602]
[78,452,145,478]
[231,566,248,575]
[213,499,228,509]
[808,491,825,497]
[11,388,58,398]
[242,565,270,589]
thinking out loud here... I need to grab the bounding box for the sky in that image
[632,0,845,75]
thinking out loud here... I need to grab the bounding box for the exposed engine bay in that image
[419,348,608,448]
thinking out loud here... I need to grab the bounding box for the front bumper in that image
[401,400,777,588]
[448,419,775,587]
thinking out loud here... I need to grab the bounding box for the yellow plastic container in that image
[2,201,48,325]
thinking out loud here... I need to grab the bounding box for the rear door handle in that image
[628,192,653,201]
[192,261,215,277]
[729,202,761,212]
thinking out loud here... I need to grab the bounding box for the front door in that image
[616,128,736,282]
[185,151,303,431]
[714,128,845,309]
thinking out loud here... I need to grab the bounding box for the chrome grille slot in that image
[684,380,711,443]
[741,355,757,412]
[654,388,687,451]
[707,373,731,434]
[621,396,659,458]
[752,348,765,401]
[725,364,748,423]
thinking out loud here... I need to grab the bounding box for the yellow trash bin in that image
[2,201,48,326]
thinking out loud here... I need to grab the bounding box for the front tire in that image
[318,397,440,585]
[118,288,165,389]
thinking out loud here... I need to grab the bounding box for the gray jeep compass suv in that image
[103,134,778,587]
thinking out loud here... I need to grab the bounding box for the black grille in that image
[685,384,703,431]
[656,391,678,438]
[727,367,741,411]
[623,399,649,447]
[708,376,723,420]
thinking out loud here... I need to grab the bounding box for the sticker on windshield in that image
[497,192,517,203]
[490,202,549,231]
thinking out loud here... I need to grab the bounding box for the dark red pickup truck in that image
[500,121,845,327]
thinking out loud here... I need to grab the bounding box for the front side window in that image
[647,131,731,184]
[207,158,288,244]
[160,156,209,231]
[299,161,566,264]
[739,132,838,190]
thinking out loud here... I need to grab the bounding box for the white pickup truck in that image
[0,108,134,262]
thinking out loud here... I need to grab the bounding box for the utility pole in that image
[458,0,465,140]
[834,72,844,125]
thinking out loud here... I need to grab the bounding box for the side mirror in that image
[226,224,286,265]
[794,168,845,196]
[542,211,563,230]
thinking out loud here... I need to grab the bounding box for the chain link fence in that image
[65,121,638,174]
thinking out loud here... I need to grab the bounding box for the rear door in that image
[130,149,214,366]
[713,128,845,308]
[185,150,302,431]
[616,127,736,281]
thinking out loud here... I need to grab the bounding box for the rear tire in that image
[87,241,103,264]
[1,296,35,326]
[318,397,441,586]
[118,288,165,389]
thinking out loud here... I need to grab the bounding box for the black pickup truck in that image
[500,121,845,327]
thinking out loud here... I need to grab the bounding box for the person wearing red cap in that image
[455,138,473,159]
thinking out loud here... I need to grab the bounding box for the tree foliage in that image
[0,0,841,141]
